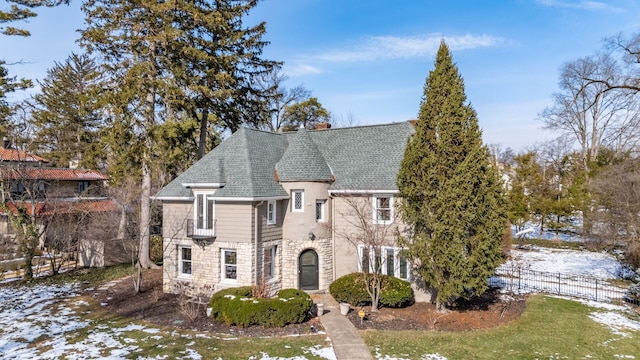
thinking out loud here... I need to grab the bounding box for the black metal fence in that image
[489,265,639,306]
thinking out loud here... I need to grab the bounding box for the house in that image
[0,146,123,268]
[156,121,431,300]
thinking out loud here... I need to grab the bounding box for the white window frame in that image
[291,190,304,212]
[315,200,326,222]
[178,245,192,277]
[267,200,277,225]
[221,249,238,283]
[373,195,393,224]
[193,191,215,235]
[264,246,276,279]
[358,245,410,281]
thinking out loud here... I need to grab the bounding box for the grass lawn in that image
[2,265,334,359]
[363,295,640,359]
[57,296,332,359]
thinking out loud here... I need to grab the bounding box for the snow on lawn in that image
[0,284,336,359]
[507,246,630,279]
[491,246,636,304]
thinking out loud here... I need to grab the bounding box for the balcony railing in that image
[186,218,216,239]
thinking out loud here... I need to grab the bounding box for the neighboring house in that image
[156,121,431,300]
[0,146,123,268]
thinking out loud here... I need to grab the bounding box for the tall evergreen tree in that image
[165,0,278,157]
[81,0,175,270]
[30,53,104,168]
[397,41,507,310]
[80,0,276,270]
[1,0,69,133]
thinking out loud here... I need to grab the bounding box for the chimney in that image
[315,122,331,130]
[2,137,9,148]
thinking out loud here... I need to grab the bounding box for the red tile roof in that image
[1,199,118,216]
[0,148,49,163]
[0,168,108,181]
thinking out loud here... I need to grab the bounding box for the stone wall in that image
[281,236,333,291]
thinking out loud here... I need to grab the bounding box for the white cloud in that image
[283,63,323,77]
[534,0,626,12]
[316,33,504,63]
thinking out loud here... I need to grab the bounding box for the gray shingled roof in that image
[310,122,414,191]
[155,127,288,199]
[155,122,414,199]
[276,128,333,182]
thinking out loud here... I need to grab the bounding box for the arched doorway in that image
[298,249,319,290]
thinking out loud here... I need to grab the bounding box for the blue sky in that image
[2,0,640,150]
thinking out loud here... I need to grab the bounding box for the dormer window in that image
[188,191,215,237]
[196,193,214,230]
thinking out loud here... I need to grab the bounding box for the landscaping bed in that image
[85,267,323,337]
[88,267,526,334]
[345,288,527,331]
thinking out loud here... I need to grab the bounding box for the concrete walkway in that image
[312,293,374,360]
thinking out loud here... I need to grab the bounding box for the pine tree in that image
[80,0,276,270]
[397,41,506,310]
[30,53,104,168]
[1,0,69,128]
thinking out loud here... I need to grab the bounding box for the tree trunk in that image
[197,108,209,160]
[138,159,157,269]
[24,250,34,280]
[117,203,127,240]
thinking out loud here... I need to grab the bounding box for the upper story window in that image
[373,195,393,224]
[267,200,276,225]
[78,181,90,194]
[188,191,215,238]
[291,190,304,212]
[195,192,215,230]
[315,200,326,222]
[11,181,45,199]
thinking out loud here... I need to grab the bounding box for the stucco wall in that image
[279,181,333,291]
[280,182,332,242]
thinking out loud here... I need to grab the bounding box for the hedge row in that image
[209,287,312,327]
[329,272,414,308]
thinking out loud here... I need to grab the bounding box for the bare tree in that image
[591,157,640,244]
[539,54,640,174]
[249,68,311,132]
[334,195,400,312]
[0,167,49,280]
[582,33,640,93]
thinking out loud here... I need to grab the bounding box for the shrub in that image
[209,287,312,327]
[329,273,370,305]
[150,235,164,264]
[380,276,414,307]
[329,272,414,308]
[625,242,640,271]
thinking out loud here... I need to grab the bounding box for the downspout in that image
[254,201,264,285]
[330,194,336,284]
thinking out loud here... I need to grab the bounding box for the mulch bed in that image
[345,289,527,331]
[85,268,526,336]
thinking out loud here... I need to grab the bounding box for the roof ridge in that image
[239,128,257,196]
[279,121,411,134]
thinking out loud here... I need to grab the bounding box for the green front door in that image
[299,249,319,290]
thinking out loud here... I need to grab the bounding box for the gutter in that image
[254,201,264,286]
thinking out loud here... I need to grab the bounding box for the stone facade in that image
[160,190,435,301]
